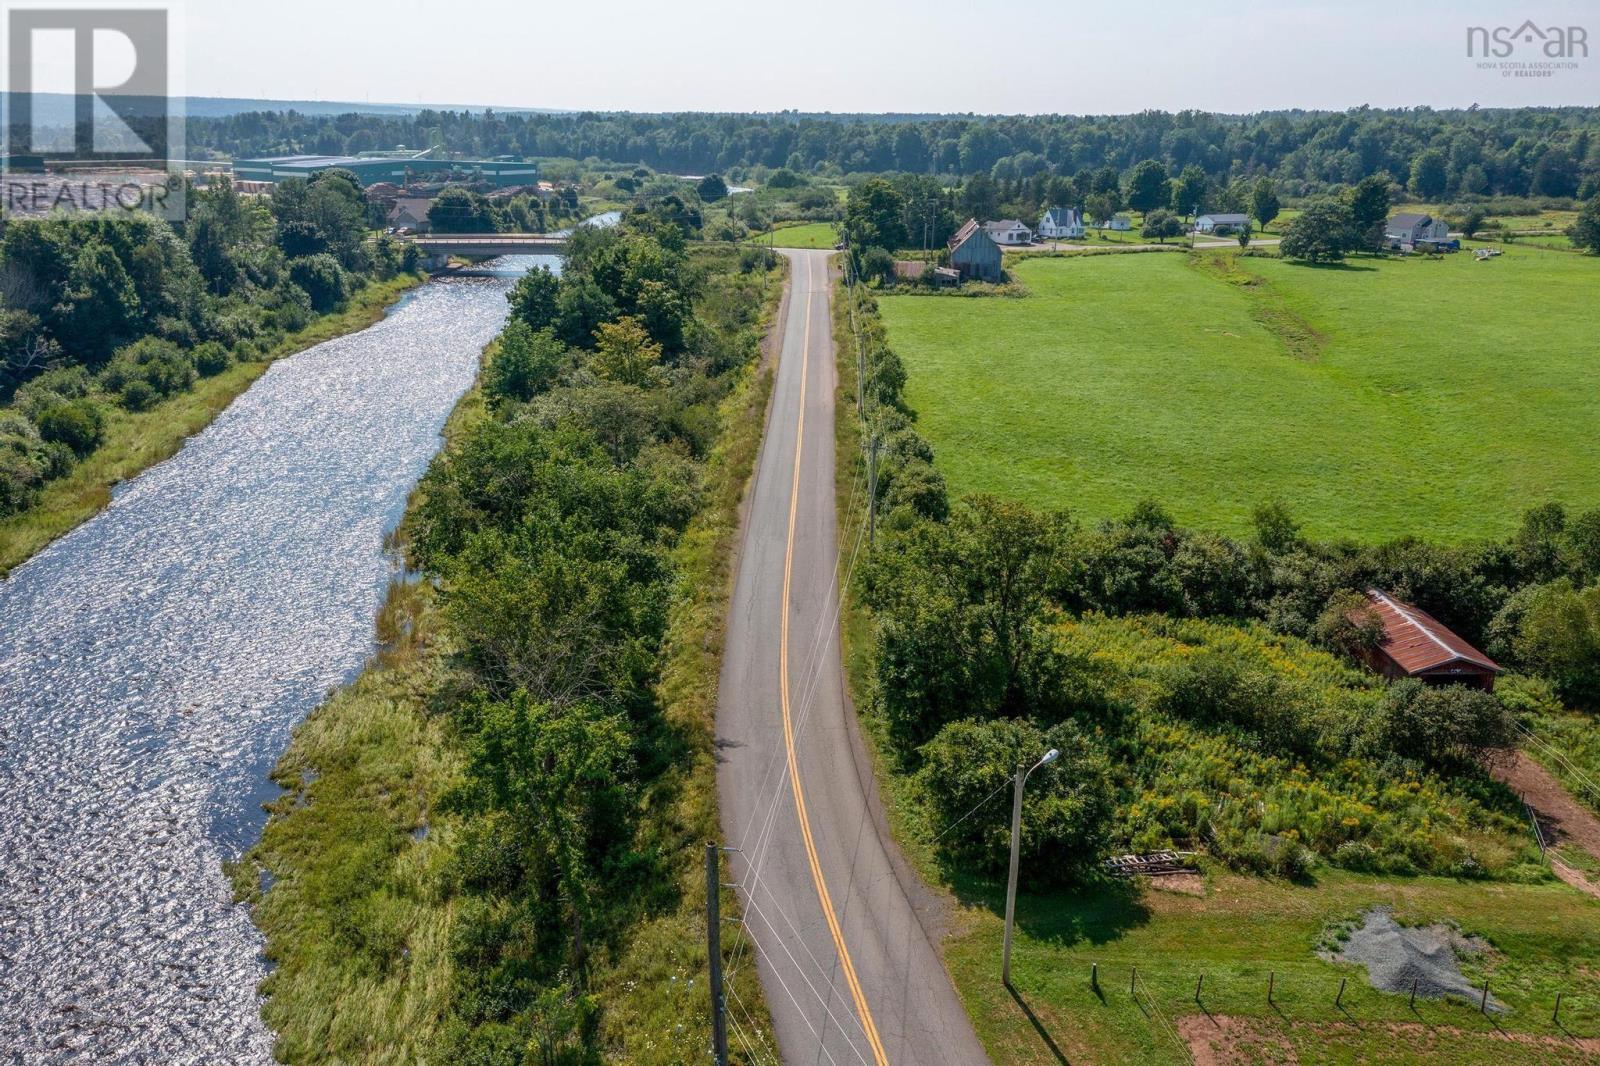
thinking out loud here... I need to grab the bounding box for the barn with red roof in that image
[1349,589,1503,692]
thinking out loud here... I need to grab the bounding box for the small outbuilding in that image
[1348,589,1503,692]
[947,219,1004,283]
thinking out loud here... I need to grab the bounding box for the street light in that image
[1002,747,1059,987]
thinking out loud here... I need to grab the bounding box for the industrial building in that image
[230,155,537,188]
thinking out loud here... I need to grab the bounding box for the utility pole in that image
[705,842,728,1066]
[867,434,880,547]
[1002,749,1060,987]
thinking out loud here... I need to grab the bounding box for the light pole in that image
[1002,747,1059,987]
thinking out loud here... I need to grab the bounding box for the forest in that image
[188,105,1600,200]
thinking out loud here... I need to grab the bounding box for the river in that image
[0,248,564,1061]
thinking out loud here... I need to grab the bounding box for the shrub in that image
[484,323,569,407]
[36,399,106,457]
[918,717,1113,882]
[193,341,233,377]
[288,254,349,313]
[1366,679,1516,767]
[101,337,197,409]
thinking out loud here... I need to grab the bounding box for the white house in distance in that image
[1386,211,1450,244]
[1194,212,1250,234]
[983,219,1033,245]
[1091,214,1132,231]
[1037,206,1084,239]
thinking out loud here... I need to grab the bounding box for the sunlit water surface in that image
[0,257,554,1062]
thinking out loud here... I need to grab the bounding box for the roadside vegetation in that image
[0,173,423,574]
[240,210,782,1064]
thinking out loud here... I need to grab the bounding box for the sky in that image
[23,0,1600,114]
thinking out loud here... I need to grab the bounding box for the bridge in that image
[399,233,569,264]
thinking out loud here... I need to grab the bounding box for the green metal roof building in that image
[231,155,537,188]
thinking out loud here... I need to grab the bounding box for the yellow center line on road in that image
[779,254,890,1066]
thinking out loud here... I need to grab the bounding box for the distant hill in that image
[1,92,567,119]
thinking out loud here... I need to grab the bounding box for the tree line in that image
[189,106,1600,201]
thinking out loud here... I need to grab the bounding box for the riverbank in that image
[238,242,783,1062]
[0,273,423,578]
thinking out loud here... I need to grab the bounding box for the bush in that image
[918,717,1113,882]
[36,399,106,457]
[288,254,349,313]
[193,341,233,377]
[100,337,197,409]
[1366,679,1515,767]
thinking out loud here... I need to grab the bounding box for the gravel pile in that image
[1324,907,1505,1012]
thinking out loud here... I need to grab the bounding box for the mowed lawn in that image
[880,249,1600,541]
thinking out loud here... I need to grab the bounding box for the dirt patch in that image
[1179,1015,1600,1064]
[1150,872,1206,897]
[1321,907,1503,1010]
[1178,1014,1298,1066]
[1494,750,1600,866]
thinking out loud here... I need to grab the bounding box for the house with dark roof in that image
[947,219,1004,283]
[1195,213,1250,234]
[1348,589,1503,692]
[1386,212,1450,245]
[1038,207,1084,239]
[387,197,435,233]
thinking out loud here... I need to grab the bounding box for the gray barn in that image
[948,219,1004,283]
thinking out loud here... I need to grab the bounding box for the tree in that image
[1170,164,1209,219]
[287,253,348,313]
[485,322,569,406]
[843,177,909,251]
[1140,208,1183,243]
[56,239,141,362]
[1279,198,1357,263]
[695,173,728,202]
[508,265,561,331]
[1569,195,1600,254]
[918,717,1113,882]
[1236,220,1254,248]
[1346,174,1392,254]
[861,495,1082,753]
[429,187,501,233]
[1084,193,1117,227]
[590,316,664,389]
[1125,160,1169,214]
[1459,206,1488,238]
[1408,149,1448,200]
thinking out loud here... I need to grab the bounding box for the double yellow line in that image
[778,254,890,1065]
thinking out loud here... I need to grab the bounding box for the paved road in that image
[717,249,989,1066]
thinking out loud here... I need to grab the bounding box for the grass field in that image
[944,867,1600,1065]
[750,221,838,248]
[879,247,1600,541]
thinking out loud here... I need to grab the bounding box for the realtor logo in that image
[2,5,185,219]
[1466,20,1588,58]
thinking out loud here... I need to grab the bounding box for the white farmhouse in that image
[1037,206,1084,239]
